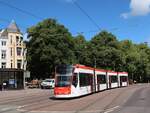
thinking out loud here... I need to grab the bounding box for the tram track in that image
[0,92,51,105]
[0,85,143,113]
[17,98,71,112]
[0,90,54,112]
[26,90,118,112]
[0,89,43,99]
[101,85,148,112]
[0,92,47,102]
[100,88,128,113]
[104,85,150,113]
[0,96,50,107]
[74,90,114,113]
[19,86,135,112]
[75,85,136,113]
[0,99,68,113]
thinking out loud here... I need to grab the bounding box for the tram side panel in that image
[77,68,94,96]
[95,69,107,91]
[118,72,128,87]
[71,72,80,97]
[107,71,118,89]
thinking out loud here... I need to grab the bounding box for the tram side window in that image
[110,76,118,83]
[79,73,93,87]
[97,74,106,84]
[72,73,78,87]
[121,76,127,82]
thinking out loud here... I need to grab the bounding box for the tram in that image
[54,64,128,98]
[118,72,128,87]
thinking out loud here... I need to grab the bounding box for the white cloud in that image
[121,0,150,19]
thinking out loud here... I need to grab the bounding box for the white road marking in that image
[104,106,119,113]
[30,110,76,113]
[17,103,36,109]
[1,107,12,111]
[0,107,17,112]
[17,105,29,112]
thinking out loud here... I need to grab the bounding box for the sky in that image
[0,0,150,44]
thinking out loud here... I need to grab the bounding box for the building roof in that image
[6,20,21,33]
[0,29,8,37]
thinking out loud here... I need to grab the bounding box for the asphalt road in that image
[0,84,149,113]
[110,84,150,113]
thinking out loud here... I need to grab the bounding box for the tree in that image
[27,18,76,79]
[26,18,150,83]
[73,34,89,64]
[90,31,125,70]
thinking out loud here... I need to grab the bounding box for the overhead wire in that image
[71,0,101,31]
[0,0,127,37]
[0,0,43,20]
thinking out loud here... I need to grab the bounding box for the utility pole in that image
[94,57,96,68]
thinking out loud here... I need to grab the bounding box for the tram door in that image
[90,75,96,93]
[93,74,96,93]
[109,76,111,88]
[120,76,122,87]
[97,75,100,91]
[97,77,100,91]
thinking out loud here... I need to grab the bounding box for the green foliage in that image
[27,18,76,79]
[89,31,124,71]
[26,19,150,82]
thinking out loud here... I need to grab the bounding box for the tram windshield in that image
[55,76,72,87]
[55,65,73,87]
[56,65,73,75]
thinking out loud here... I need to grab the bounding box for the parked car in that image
[28,79,40,88]
[41,79,55,89]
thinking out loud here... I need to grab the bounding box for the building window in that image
[1,50,6,59]
[10,48,13,56]
[23,49,27,57]
[10,35,13,44]
[20,37,23,43]
[17,60,22,69]
[16,36,19,44]
[17,47,22,56]
[11,60,13,68]
[1,41,6,46]
[11,63,13,68]
[1,62,6,68]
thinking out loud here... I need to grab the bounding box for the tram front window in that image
[55,65,73,87]
[56,65,73,75]
[56,76,72,87]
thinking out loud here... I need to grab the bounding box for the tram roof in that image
[118,72,128,74]
[107,70,118,74]
[74,64,94,70]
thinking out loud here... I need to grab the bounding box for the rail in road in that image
[109,84,150,113]
[0,84,149,113]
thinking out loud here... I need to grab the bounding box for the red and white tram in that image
[54,64,128,98]
[107,71,118,89]
[95,69,107,91]
[118,72,128,87]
